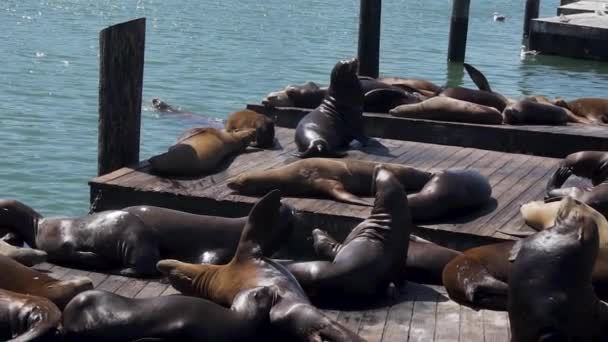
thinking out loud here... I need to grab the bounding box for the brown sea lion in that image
[284,167,411,298]
[389,96,503,124]
[225,109,275,148]
[227,158,492,222]
[508,197,608,341]
[554,97,608,124]
[376,77,442,95]
[294,58,368,158]
[0,239,47,266]
[0,254,92,309]
[502,99,569,125]
[546,151,608,195]
[62,287,273,342]
[0,289,61,342]
[0,199,294,277]
[157,190,365,342]
[149,127,256,176]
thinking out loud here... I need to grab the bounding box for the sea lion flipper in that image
[312,229,343,260]
[236,190,283,259]
[463,63,492,92]
[508,240,523,262]
[314,179,372,206]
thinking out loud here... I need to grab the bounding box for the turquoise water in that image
[1,0,607,216]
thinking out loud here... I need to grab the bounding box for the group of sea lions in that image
[263,61,608,126]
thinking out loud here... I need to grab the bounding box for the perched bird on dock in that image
[559,14,571,23]
[520,45,540,59]
[493,12,505,22]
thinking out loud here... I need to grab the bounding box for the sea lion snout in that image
[231,286,275,320]
[262,90,292,107]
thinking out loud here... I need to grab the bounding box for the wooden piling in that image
[523,0,540,41]
[97,18,146,176]
[357,0,382,78]
[447,0,471,63]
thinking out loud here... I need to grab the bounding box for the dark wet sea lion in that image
[157,191,365,342]
[285,167,411,298]
[262,81,328,108]
[389,96,503,124]
[376,77,442,95]
[502,99,568,125]
[0,199,294,277]
[152,98,177,112]
[225,109,275,148]
[554,97,608,123]
[438,88,507,112]
[546,151,608,195]
[149,127,256,176]
[227,158,492,221]
[294,58,367,158]
[62,287,273,342]
[151,98,226,128]
[508,198,608,341]
[0,289,61,342]
[0,239,47,266]
[0,254,92,309]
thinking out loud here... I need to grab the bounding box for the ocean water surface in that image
[1,0,607,216]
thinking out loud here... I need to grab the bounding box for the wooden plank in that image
[483,310,510,342]
[406,283,439,342]
[48,265,71,279]
[96,275,129,293]
[459,305,484,342]
[357,298,392,342]
[32,262,54,272]
[434,296,461,342]
[114,278,149,298]
[381,284,415,342]
[87,271,109,288]
[135,280,169,298]
[336,309,364,336]
[161,285,181,296]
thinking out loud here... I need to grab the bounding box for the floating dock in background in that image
[33,261,511,342]
[89,126,563,255]
[247,104,608,159]
[530,2,608,61]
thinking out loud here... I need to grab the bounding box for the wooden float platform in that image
[90,126,564,254]
[34,261,511,342]
[529,12,608,61]
[247,104,608,159]
[558,0,608,15]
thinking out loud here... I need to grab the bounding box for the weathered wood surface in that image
[90,126,562,253]
[558,1,608,15]
[33,262,510,342]
[247,104,608,158]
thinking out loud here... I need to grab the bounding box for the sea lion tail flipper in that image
[236,190,283,258]
[463,63,492,92]
[314,179,372,206]
[312,228,343,260]
[148,144,200,176]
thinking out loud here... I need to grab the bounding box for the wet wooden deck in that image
[35,262,511,342]
[90,126,563,252]
[247,104,608,159]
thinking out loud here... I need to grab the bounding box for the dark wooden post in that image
[523,0,540,41]
[98,18,146,176]
[447,0,471,63]
[357,0,382,78]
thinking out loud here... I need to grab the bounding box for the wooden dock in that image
[247,104,608,159]
[529,11,608,61]
[558,0,608,15]
[90,126,565,253]
[34,261,511,342]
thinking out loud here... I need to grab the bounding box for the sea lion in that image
[262,81,328,108]
[0,289,61,342]
[554,97,608,124]
[0,239,47,266]
[0,254,92,309]
[62,287,273,342]
[149,127,256,176]
[508,197,608,341]
[152,98,177,112]
[151,98,226,128]
[284,166,411,298]
[546,151,608,195]
[502,99,569,125]
[308,232,461,285]
[225,109,275,148]
[157,190,365,342]
[376,77,441,95]
[444,198,608,310]
[227,158,492,221]
[389,96,503,124]
[0,199,294,277]
[294,58,368,158]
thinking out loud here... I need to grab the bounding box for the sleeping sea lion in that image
[554,97,608,124]
[389,96,503,124]
[0,289,61,342]
[62,287,273,342]
[502,99,569,125]
[294,58,368,158]
[149,127,256,176]
[157,191,365,342]
[225,109,275,148]
[509,197,608,341]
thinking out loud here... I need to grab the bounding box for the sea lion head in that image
[328,58,363,105]
[262,82,324,108]
[501,105,523,124]
[229,128,258,149]
[553,197,600,249]
[553,97,570,109]
[230,286,275,322]
[152,98,171,111]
